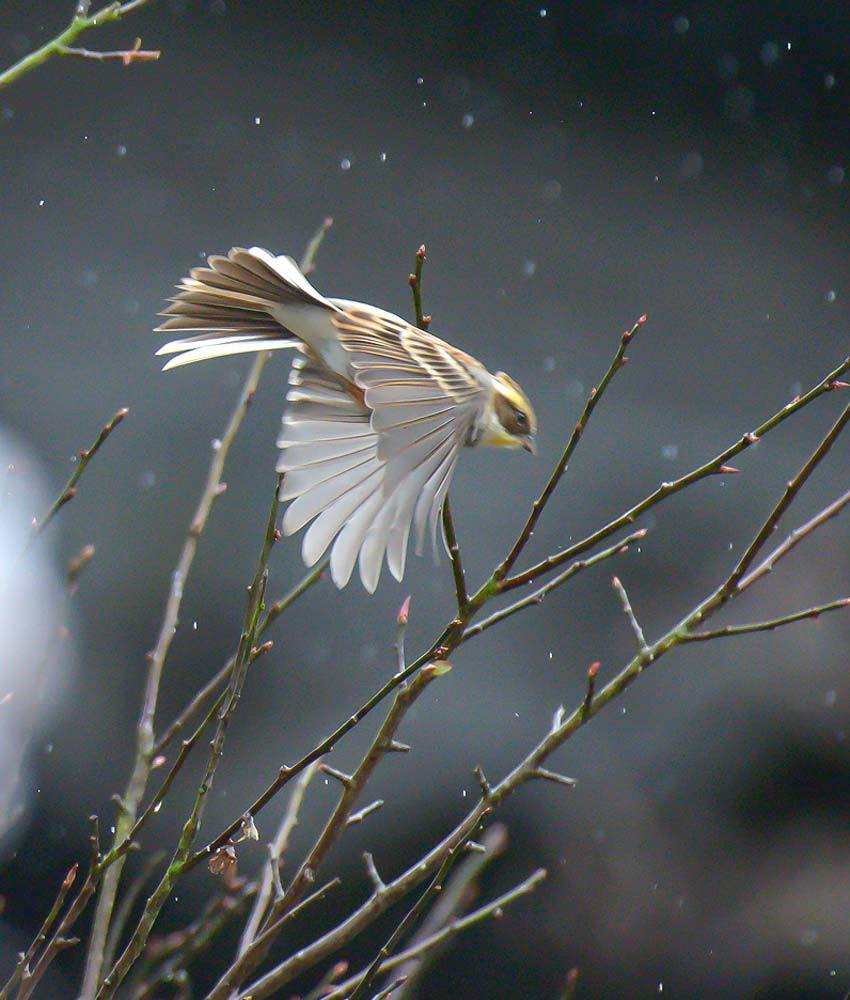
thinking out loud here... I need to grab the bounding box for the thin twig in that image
[408,245,465,609]
[0,864,78,1000]
[33,408,128,536]
[236,762,320,961]
[442,497,468,611]
[388,824,509,999]
[611,576,649,654]
[495,315,646,581]
[503,356,850,590]
[246,867,547,1000]
[739,487,850,590]
[722,402,850,597]
[348,849,463,1000]
[0,2,158,89]
[462,529,645,642]
[58,39,159,64]
[682,598,849,641]
[322,867,545,1000]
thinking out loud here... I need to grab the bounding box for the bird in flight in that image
[156,247,537,592]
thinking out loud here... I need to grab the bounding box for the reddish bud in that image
[634,528,648,538]
[408,273,417,287]
[829,380,849,390]
[744,432,760,444]
[273,528,282,541]
[416,244,427,259]
[151,755,167,770]
[588,661,600,680]
[215,482,228,495]
[717,465,741,475]
[62,863,79,889]
[397,595,412,626]
[638,313,648,324]
[0,692,13,707]
[589,386,597,398]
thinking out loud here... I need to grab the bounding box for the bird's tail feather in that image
[155,246,328,369]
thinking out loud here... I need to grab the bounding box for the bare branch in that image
[33,408,128,536]
[236,761,319,962]
[739,487,850,590]
[0,2,158,89]
[682,597,849,642]
[495,314,647,580]
[611,575,649,654]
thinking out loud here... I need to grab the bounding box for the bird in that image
[155,246,537,592]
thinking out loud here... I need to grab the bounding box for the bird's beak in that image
[522,436,537,455]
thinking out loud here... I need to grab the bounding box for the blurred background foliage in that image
[0,2,848,996]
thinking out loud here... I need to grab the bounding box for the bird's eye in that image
[515,410,527,426]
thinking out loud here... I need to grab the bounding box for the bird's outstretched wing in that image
[277,307,484,591]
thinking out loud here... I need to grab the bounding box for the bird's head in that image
[480,372,538,453]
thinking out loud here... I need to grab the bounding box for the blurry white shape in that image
[826,165,845,186]
[416,76,424,85]
[661,444,679,460]
[253,116,262,126]
[539,7,547,16]
[522,259,537,278]
[824,690,837,708]
[543,356,556,372]
[379,151,387,162]
[38,199,45,207]
[673,16,689,33]
[340,156,352,171]
[825,73,836,89]
[139,470,156,490]
[115,144,127,158]
[461,112,475,129]
[826,290,837,303]
[0,428,74,848]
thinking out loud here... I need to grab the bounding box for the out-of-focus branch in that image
[0,2,158,89]
[81,220,332,998]
[33,407,128,536]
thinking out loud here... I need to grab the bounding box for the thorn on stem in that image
[319,763,353,788]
